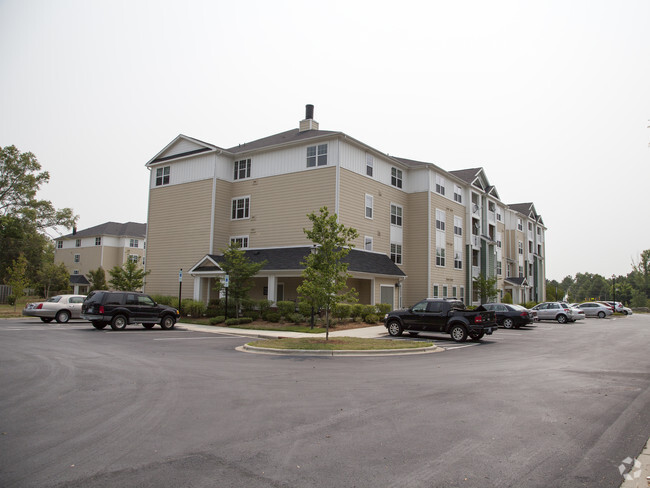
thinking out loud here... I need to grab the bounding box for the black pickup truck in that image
[383,298,497,342]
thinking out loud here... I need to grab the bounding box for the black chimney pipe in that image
[305,104,314,120]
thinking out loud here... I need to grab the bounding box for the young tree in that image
[297,207,359,339]
[108,257,149,291]
[87,267,108,291]
[217,242,266,318]
[37,261,70,297]
[6,255,30,310]
[473,273,498,304]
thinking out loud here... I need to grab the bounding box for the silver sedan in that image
[22,295,87,323]
[577,302,613,318]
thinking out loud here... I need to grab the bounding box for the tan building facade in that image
[54,222,146,294]
[144,106,546,307]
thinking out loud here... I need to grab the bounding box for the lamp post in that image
[611,274,616,309]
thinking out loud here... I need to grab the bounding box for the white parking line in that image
[153,336,248,341]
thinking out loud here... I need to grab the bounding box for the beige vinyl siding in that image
[146,179,213,298]
[430,193,466,298]
[212,179,234,252]
[403,192,429,306]
[55,246,103,277]
[338,168,407,256]
[228,167,336,248]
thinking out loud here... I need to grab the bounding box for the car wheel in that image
[142,323,155,329]
[160,315,176,330]
[387,320,403,337]
[556,314,568,324]
[92,321,107,329]
[503,318,514,329]
[450,325,468,342]
[623,310,629,315]
[55,310,71,324]
[110,315,128,330]
[40,317,53,323]
[469,331,485,342]
[597,311,605,318]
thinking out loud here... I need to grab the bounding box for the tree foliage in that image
[37,258,70,298]
[297,207,359,339]
[6,255,30,310]
[216,242,266,318]
[473,273,497,303]
[108,257,149,291]
[87,267,108,291]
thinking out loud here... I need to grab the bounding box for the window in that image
[306,144,328,167]
[230,236,249,248]
[433,285,439,298]
[488,201,496,212]
[365,194,373,219]
[391,167,403,188]
[442,285,448,298]
[517,218,523,231]
[156,166,170,186]
[435,175,446,195]
[452,286,457,298]
[454,185,462,203]
[364,236,373,251]
[231,196,250,220]
[497,261,502,275]
[73,254,80,263]
[56,241,63,249]
[529,241,533,253]
[518,241,523,255]
[528,222,533,232]
[73,269,79,275]
[234,159,251,180]
[95,237,101,246]
[129,239,138,248]
[436,246,446,266]
[460,286,465,302]
[497,237,502,248]
[75,239,81,247]
[390,243,402,265]
[496,209,502,222]
[454,216,462,236]
[436,209,446,231]
[366,154,373,177]
[454,251,462,269]
[390,204,402,226]
[519,265,523,277]
[128,255,139,263]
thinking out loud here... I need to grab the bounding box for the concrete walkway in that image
[177,322,389,340]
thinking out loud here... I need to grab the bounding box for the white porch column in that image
[193,276,201,301]
[267,275,277,304]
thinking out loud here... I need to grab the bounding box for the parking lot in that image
[1,314,649,488]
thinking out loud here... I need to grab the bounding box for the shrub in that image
[365,313,380,324]
[246,311,260,321]
[151,295,174,306]
[332,303,352,320]
[258,300,273,314]
[524,301,537,310]
[354,316,363,323]
[286,313,305,324]
[361,305,378,321]
[181,299,206,317]
[264,311,281,322]
[297,301,314,317]
[240,298,256,312]
[377,303,392,315]
[276,300,296,317]
[502,292,513,304]
[7,295,16,306]
[350,304,364,319]
[210,316,225,325]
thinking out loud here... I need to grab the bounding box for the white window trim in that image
[390,243,403,265]
[435,174,446,196]
[365,194,373,220]
[453,185,463,203]
[442,284,448,298]
[73,254,80,263]
[231,195,251,220]
[364,236,373,251]
[234,158,252,180]
[230,235,250,249]
[433,284,440,298]
[436,209,446,231]
[306,144,328,167]
[366,153,374,177]
[390,203,403,227]
[391,167,403,189]
[155,166,170,186]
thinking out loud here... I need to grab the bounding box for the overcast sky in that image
[1,0,648,281]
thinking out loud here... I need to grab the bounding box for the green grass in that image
[248,337,435,350]
[0,296,39,319]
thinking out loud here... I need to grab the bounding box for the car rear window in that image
[46,296,62,303]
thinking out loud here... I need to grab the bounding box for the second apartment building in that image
[144,106,545,307]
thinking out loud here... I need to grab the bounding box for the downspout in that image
[427,168,432,297]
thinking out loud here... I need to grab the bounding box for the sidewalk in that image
[620,439,650,488]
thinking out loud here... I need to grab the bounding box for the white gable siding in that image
[149,153,223,189]
[407,167,429,192]
[159,138,208,159]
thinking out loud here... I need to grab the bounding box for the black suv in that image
[81,291,180,330]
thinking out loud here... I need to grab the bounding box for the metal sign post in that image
[224,274,229,320]
[178,269,183,316]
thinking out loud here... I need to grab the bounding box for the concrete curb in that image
[237,344,444,357]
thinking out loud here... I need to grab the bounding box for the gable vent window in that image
[306,144,328,167]
[156,166,170,186]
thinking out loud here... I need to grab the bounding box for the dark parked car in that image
[481,303,537,329]
[383,298,497,342]
[81,291,180,330]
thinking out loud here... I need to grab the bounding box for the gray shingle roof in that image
[226,128,341,155]
[449,168,482,184]
[62,222,146,239]
[508,203,534,216]
[70,275,90,285]
[195,247,405,277]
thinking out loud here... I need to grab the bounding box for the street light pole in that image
[611,274,616,309]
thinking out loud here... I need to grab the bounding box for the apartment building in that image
[54,222,146,293]
[144,105,545,307]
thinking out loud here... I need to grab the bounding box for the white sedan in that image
[22,295,86,323]
[577,302,614,318]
